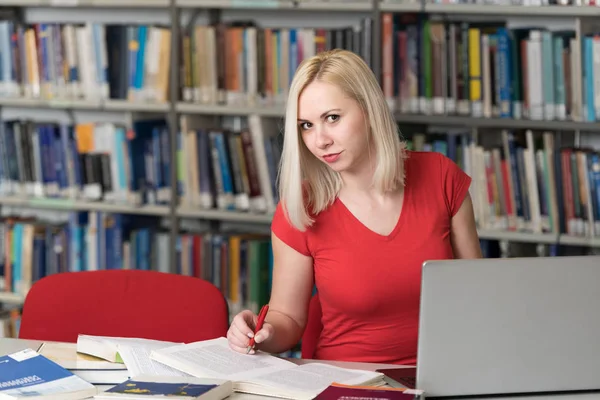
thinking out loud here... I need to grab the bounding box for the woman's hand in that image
[227,309,274,354]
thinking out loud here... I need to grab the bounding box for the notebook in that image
[316,383,422,400]
[149,337,385,400]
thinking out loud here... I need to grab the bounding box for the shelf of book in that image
[393,114,600,131]
[0,197,274,223]
[0,292,25,306]
[103,100,170,113]
[176,0,373,10]
[4,0,599,13]
[178,207,274,223]
[0,98,102,110]
[0,197,170,216]
[0,0,169,6]
[0,98,169,113]
[421,3,600,17]
[378,1,423,12]
[295,1,373,11]
[478,229,558,244]
[4,95,599,132]
[559,235,600,248]
[176,0,293,8]
[176,102,285,117]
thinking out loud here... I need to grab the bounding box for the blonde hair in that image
[278,49,407,231]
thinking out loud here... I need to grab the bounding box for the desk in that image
[2,338,597,400]
[0,337,44,355]
[0,338,405,399]
[0,337,403,372]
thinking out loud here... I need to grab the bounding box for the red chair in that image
[301,293,323,359]
[19,270,229,343]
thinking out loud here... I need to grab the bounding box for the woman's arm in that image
[255,232,315,354]
[450,192,483,259]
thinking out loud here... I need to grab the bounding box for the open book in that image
[149,337,385,400]
[76,334,191,379]
[38,341,129,385]
[77,334,181,363]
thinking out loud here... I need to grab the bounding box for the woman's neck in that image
[339,168,395,204]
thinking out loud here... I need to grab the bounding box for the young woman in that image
[227,49,482,365]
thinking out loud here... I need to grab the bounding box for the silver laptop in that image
[416,255,600,399]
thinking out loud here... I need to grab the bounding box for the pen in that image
[247,304,269,354]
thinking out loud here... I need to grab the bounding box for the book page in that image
[79,334,180,348]
[246,363,384,396]
[149,337,297,381]
[118,345,194,378]
[77,334,181,362]
[38,342,126,370]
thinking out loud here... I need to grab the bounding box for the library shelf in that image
[393,113,600,131]
[477,229,558,244]
[176,0,293,8]
[2,96,598,132]
[421,3,600,17]
[0,97,102,110]
[0,97,170,113]
[378,1,423,12]
[558,235,600,248]
[295,1,373,11]
[176,102,285,117]
[0,197,170,216]
[176,0,372,11]
[177,207,274,224]
[0,292,24,306]
[103,100,170,113]
[0,0,168,6]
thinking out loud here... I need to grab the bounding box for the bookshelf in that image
[0,0,599,318]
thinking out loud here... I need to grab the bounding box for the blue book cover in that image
[0,348,96,398]
[104,379,219,398]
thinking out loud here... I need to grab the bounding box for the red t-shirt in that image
[271,151,472,365]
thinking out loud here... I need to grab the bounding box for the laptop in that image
[414,255,600,399]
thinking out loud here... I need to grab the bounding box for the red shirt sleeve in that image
[439,153,472,217]
[271,202,311,257]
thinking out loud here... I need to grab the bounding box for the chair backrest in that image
[301,293,323,359]
[19,270,229,343]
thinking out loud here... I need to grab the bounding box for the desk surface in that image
[0,337,403,371]
[2,338,598,400]
[0,337,406,400]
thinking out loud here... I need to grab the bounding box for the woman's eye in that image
[299,122,312,130]
[326,114,340,123]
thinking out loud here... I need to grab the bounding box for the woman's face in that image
[297,80,370,175]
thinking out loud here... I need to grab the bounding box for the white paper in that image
[150,337,297,381]
[248,363,382,394]
[117,345,193,378]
